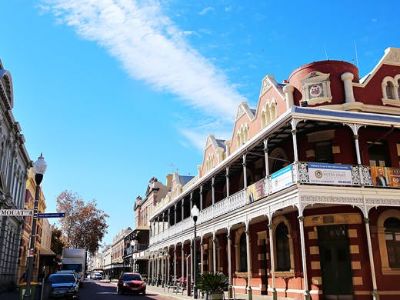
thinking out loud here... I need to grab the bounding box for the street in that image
[79,280,167,300]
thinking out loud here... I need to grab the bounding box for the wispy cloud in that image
[198,6,214,16]
[41,0,244,123]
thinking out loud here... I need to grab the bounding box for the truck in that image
[61,248,86,286]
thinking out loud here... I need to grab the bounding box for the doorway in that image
[318,225,353,300]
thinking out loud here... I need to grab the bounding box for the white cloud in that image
[198,6,214,16]
[41,0,245,122]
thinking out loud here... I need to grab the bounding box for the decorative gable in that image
[301,71,332,105]
[235,102,255,120]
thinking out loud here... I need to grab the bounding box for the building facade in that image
[146,48,400,300]
[17,168,48,283]
[110,228,131,279]
[0,60,31,288]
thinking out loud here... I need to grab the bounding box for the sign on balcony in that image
[270,164,294,193]
[308,162,352,185]
[370,166,400,187]
[247,178,267,203]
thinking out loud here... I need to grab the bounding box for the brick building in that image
[146,47,400,300]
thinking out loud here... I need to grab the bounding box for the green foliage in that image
[56,190,109,254]
[196,272,228,294]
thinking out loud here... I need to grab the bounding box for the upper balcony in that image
[149,107,400,246]
[149,161,400,245]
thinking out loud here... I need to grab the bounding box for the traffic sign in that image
[35,212,65,218]
[0,209,33,217]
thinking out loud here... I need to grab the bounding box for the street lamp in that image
[23,154,47,300]
[191,204,199,299]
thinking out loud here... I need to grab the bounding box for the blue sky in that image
[1,0,399,245]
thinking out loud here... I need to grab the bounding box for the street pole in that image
[193,219,198,299]
[23,154,47,300]
[191,204,199,300]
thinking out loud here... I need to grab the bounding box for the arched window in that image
[275,222,290,271]
[239,233,247,272]
[385,217,400,268]
[386,81,395,99]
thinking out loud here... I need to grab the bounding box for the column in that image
[167,253,170,285]
[168,209,171,228]
[213,232,217,273]
[263,139,269,177]
[211,177,215,205]
[283,84,295,110]
[181,244,185,282]
[291,120,299,162]
[298,216,310,300]
[162,212,165,232]
[174,204,177,225]
[268,220,277,300]
[200,237,204,275]
[341,72,355,103]
[243,154,248,189]
[227,228,233,299]
[225,167,230,197]
[160,253,165,287]
[199,186,203,211]
[190,192,193,210]
[245,222,252,300]
[181,199,185,221]
[173,246,177,283]
[364,217,379,300]
[156,256,160,286]
[148,259,151,282]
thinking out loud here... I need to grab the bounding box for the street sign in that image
[0,209,33,217]
[35,212,65,218]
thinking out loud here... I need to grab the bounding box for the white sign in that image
[270,164,294,193]
[308,163,353,185]
[0,209,34,217]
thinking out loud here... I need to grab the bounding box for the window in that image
[239,233,247,272]
[275,222,290,271]
[386,81,395,99]
[368,141,390,167]
[384,217,400,268]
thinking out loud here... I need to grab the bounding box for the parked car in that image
[117,272,146,295]
[92,272,102,280]
[47,273,79,299]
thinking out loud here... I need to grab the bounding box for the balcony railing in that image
[150,162,400,245]
[124,243,149,256]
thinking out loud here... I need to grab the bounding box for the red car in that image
[117,272,146,295]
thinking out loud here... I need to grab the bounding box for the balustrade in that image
[150,162,399,246]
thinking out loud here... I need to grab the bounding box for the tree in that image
[56,190,109,254]
[50,226,65,256]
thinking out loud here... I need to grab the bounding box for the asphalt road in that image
[79,280,163,300]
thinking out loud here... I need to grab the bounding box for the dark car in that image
[117,272,146,295]
[47,273,79,299]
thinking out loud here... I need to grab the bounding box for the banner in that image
[308,162,353,185]
[370,166,400,187]
[247,178,267,203]
[270,164,294,193]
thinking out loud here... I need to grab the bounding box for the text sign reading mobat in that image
[0,209,34,216]
[35,212,65,218]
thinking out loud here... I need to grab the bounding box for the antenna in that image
[323,45,329,60]
[354,40,359,68]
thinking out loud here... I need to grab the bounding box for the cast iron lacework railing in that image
[150,162,400,245]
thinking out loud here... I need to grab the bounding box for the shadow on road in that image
[80,280,161,300]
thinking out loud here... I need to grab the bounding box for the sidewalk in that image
[146,285,282,300]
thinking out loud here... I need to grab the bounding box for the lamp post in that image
[191,204,199,299]
[23,154,47,300]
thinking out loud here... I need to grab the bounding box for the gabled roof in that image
[235,102,255,120]
[359,47,400,85]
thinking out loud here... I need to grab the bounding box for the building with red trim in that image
[145,47,400,300]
